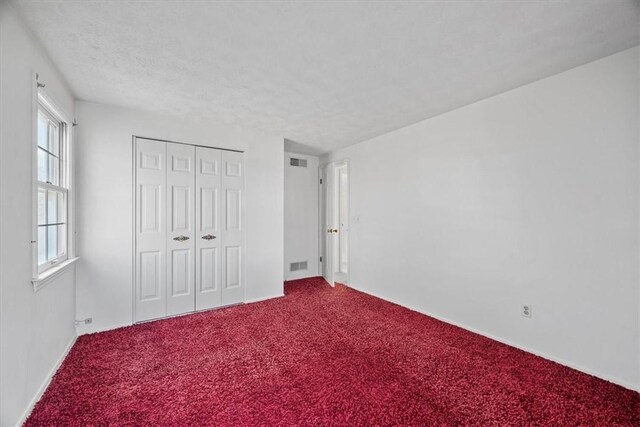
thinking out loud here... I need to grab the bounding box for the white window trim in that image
[32,257,79,292]
[36,111,69,275]
[31,73,77,292]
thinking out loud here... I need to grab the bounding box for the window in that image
[36,102,68,273]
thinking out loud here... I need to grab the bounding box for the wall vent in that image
[289,158,308,167]
[290,261,308,271]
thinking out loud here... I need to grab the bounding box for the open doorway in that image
[320,160,349,286]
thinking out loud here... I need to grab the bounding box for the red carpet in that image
[27,277,638,426]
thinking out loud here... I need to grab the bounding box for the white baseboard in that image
[16,334,77,426]
[348,283,639,392]
[77,321,133,336]
[79,294,286,336]
[244,293,285,304]
[284,273,322,282]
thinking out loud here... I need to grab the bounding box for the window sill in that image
[32,257,79,292]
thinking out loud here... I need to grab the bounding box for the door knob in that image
[173,235,189,241]
[202,234,216,240]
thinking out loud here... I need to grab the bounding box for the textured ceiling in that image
[12,0,640,154]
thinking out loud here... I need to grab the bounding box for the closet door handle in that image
[173,235,189,242]
[202,234,216,240]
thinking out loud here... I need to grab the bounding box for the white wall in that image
[284,153,319,280]
[75,101,284,334]
[0,4,77,426]
[322,47,640,390]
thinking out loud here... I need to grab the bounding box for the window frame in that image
[37,104,68,272]
[32,77,77,290]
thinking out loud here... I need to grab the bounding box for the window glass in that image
[37,113,48,149]
[37,188,46,225]
[38,227,46,264]
[48,122,59,154]
[37,149,47,183]
[47,153,59,185]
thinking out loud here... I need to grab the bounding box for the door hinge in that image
[319,256,323,262]
[320,178,323,184]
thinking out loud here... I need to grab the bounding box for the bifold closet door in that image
[136,138,244,322]
[220,150,244,306]
[195,147,222,310]
[166,142,196,316]
[135,140,197,321]
[135,139,167,321]
[195,148,245,309]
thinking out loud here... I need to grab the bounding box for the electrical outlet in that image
[522,304,532,318]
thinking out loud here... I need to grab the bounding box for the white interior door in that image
[221,150,244,305]
[135,139,167,322]
[321,164,335,286]
[166,142,196,316]
[195,146,222,310]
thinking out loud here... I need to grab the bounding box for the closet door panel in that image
[221,150,244,305]
[195,147,222,310]
[135,139,167,322]
[166,143,196,316]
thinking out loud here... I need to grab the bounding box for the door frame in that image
[319,158,350,287]
[132,136,246,324]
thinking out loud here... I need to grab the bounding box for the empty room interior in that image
[1,0,639,425]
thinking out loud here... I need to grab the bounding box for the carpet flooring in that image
[27,277,638,426]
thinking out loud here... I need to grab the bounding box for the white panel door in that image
[166,143,196,316]
[321,164,335,286]
[135,139,167,322]
[221,150,244,305]
[195,146,222,310]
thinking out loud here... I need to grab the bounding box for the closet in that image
[134,137,244,322]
